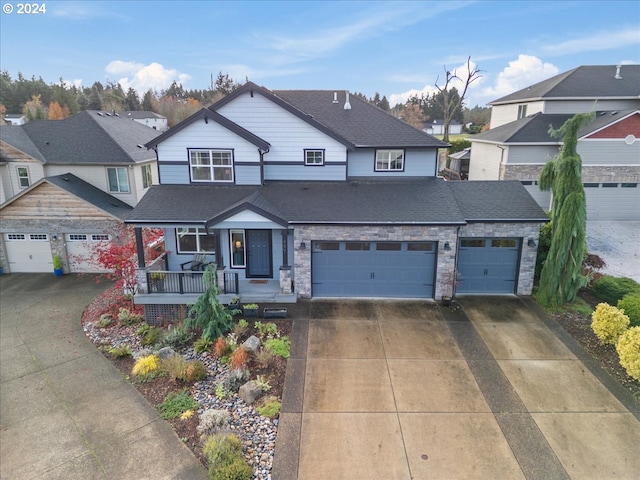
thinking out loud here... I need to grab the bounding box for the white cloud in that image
[105,61,191,93]
[541,27,640,56]
[480,55,559,99]
[62,78,83,89]
[388,59,484,107]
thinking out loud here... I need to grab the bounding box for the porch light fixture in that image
[235,240,242,249]
[299,241,306,250]
[444,242,451,251]
[52,234,57,241]
[528,238,537,248]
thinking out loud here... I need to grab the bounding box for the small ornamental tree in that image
[81,224,163,302]
[537,111,595,307]
[186,265,234,341]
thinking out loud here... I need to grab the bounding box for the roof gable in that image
[583,110,640,139]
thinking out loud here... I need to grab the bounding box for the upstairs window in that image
[305,149,325,166]
[142,164,153,188]
[517,104,528,119]
[189,149,234,182]
[107,167,129,193]
[375,149,404,171]
[17,167,30,188]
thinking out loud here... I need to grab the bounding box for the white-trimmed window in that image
[305,149,325,166]
[375,149,404,171]
[17,167,30,188]
[107,167,130,193]
[142,164,153,188]
[517,105,527,119]
[230,230,246,268]
[189,149,234,182]
[176,228,216,253]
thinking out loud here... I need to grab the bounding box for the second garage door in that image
[456,238,521,294]
[65,233,110,272]
[312,241,436,298]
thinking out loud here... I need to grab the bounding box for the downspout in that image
[259,147,270,185]
[152,146,161,184]
[497,144,506,179]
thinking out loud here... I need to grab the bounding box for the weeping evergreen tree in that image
[186,264,234,341]
[537,111,595,307]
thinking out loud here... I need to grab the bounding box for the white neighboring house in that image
[0,110,161,273]
[468,64,640,221]
[3,114,27,125]
[424,119,462,135]
[124,111,169,132]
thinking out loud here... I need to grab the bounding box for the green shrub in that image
[184,360,207,383]
[592,276,640,305]
[223,368,249,393]
[158,389,199,419]
[616,327,640,382]
[96,314,113,328]
[618,294,640,327]
[256,396,281,418]
[161,354,188,381]
[137,324,165,346]
[194,337,212,354]
[264,337,290,358]
[117,307,143,326]
[185,266,234,341]
[255,321,278,339]
[591,303,630,345]
[203,433,252,480]
[534,220,552,280]
[233,319,249,338]
[161,322,193,349]
[132,354,161,376]
[108,344,132,358]
[197,409,231,437]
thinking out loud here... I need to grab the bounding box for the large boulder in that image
[242,335,261,354]
[239,380,263,405]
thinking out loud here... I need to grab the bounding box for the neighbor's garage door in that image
[66,233,110,272]
[4,233,52,272]
[585,183,640,221]
[312,241,436,298]
[456,238,520,294]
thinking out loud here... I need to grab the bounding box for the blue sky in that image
[1,1,638,108]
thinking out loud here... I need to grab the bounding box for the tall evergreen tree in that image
[537,111,595,307]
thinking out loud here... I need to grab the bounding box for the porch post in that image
[214,229,224,267]
[279,229,292,294]
[135,227,145,268]
[281,230,289,268]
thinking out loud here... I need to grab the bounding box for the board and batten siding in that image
[468,142,504,180]
[157,119,262,185]
[217,91,348,180]
[347,148,437,177]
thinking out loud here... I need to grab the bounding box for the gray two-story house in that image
[127,82,547,320]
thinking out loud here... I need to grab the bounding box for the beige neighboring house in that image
[0,110,161,273]
[468,64,640,221]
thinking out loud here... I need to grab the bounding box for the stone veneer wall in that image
[501,164,640,183]
[293,225,459,299]
[458,222,543,295]
[0,218,122,273]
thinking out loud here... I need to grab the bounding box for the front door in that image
[246,230,272,278]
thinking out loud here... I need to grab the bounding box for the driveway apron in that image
[0,273,207,480]
[273,297,640,480]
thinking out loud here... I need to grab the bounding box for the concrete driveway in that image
[0,273,207,480]
[273,297,640,480]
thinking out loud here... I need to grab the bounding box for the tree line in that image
[0,70,489,131]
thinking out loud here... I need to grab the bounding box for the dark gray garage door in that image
[456,238,520,294]
[312,241,436,298]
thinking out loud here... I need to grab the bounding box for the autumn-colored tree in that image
[86,224,164,302]
[48,101,65,119]
[0,103,6,125]
[23,94,47,120]
[399,103,426,129]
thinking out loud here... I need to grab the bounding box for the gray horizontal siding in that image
[264,164,346,181]
[348,148,437,177]
[507,145,559,165]
[159,164,190,184]
[235,165,261,185]
[579,140,640,165]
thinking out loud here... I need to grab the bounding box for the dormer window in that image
[517,105,528,119]
[189,149,234,182]
[375,149,404,171]
[17,167,30,188]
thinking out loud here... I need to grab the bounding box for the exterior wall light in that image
[444,242,451,251]
[528,238,537,248]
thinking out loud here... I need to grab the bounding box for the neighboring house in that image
[3,114,27,126]
[0,111,161,273]
[124,111,169,132]
[424,119,462,136]
[125,82,546,320]
[468,65,640,221]
[0,110,160,205]
[0,173,131,273]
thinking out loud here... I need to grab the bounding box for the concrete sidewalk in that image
[0,274,207,480]
[273,297,640,480]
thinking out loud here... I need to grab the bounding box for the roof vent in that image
[137,144,144,148]
[332,92,339,104]
[344,91,351,110]
[615,65,622,80]
[97,112,103,116]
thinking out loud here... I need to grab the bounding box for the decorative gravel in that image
[83,320,278,480]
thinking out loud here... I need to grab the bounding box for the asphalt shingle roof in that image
[126,178,547,225]
[471,113,573,144]
[43,173,133,219]
[1,111,160,165]
[491,65,640,105]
